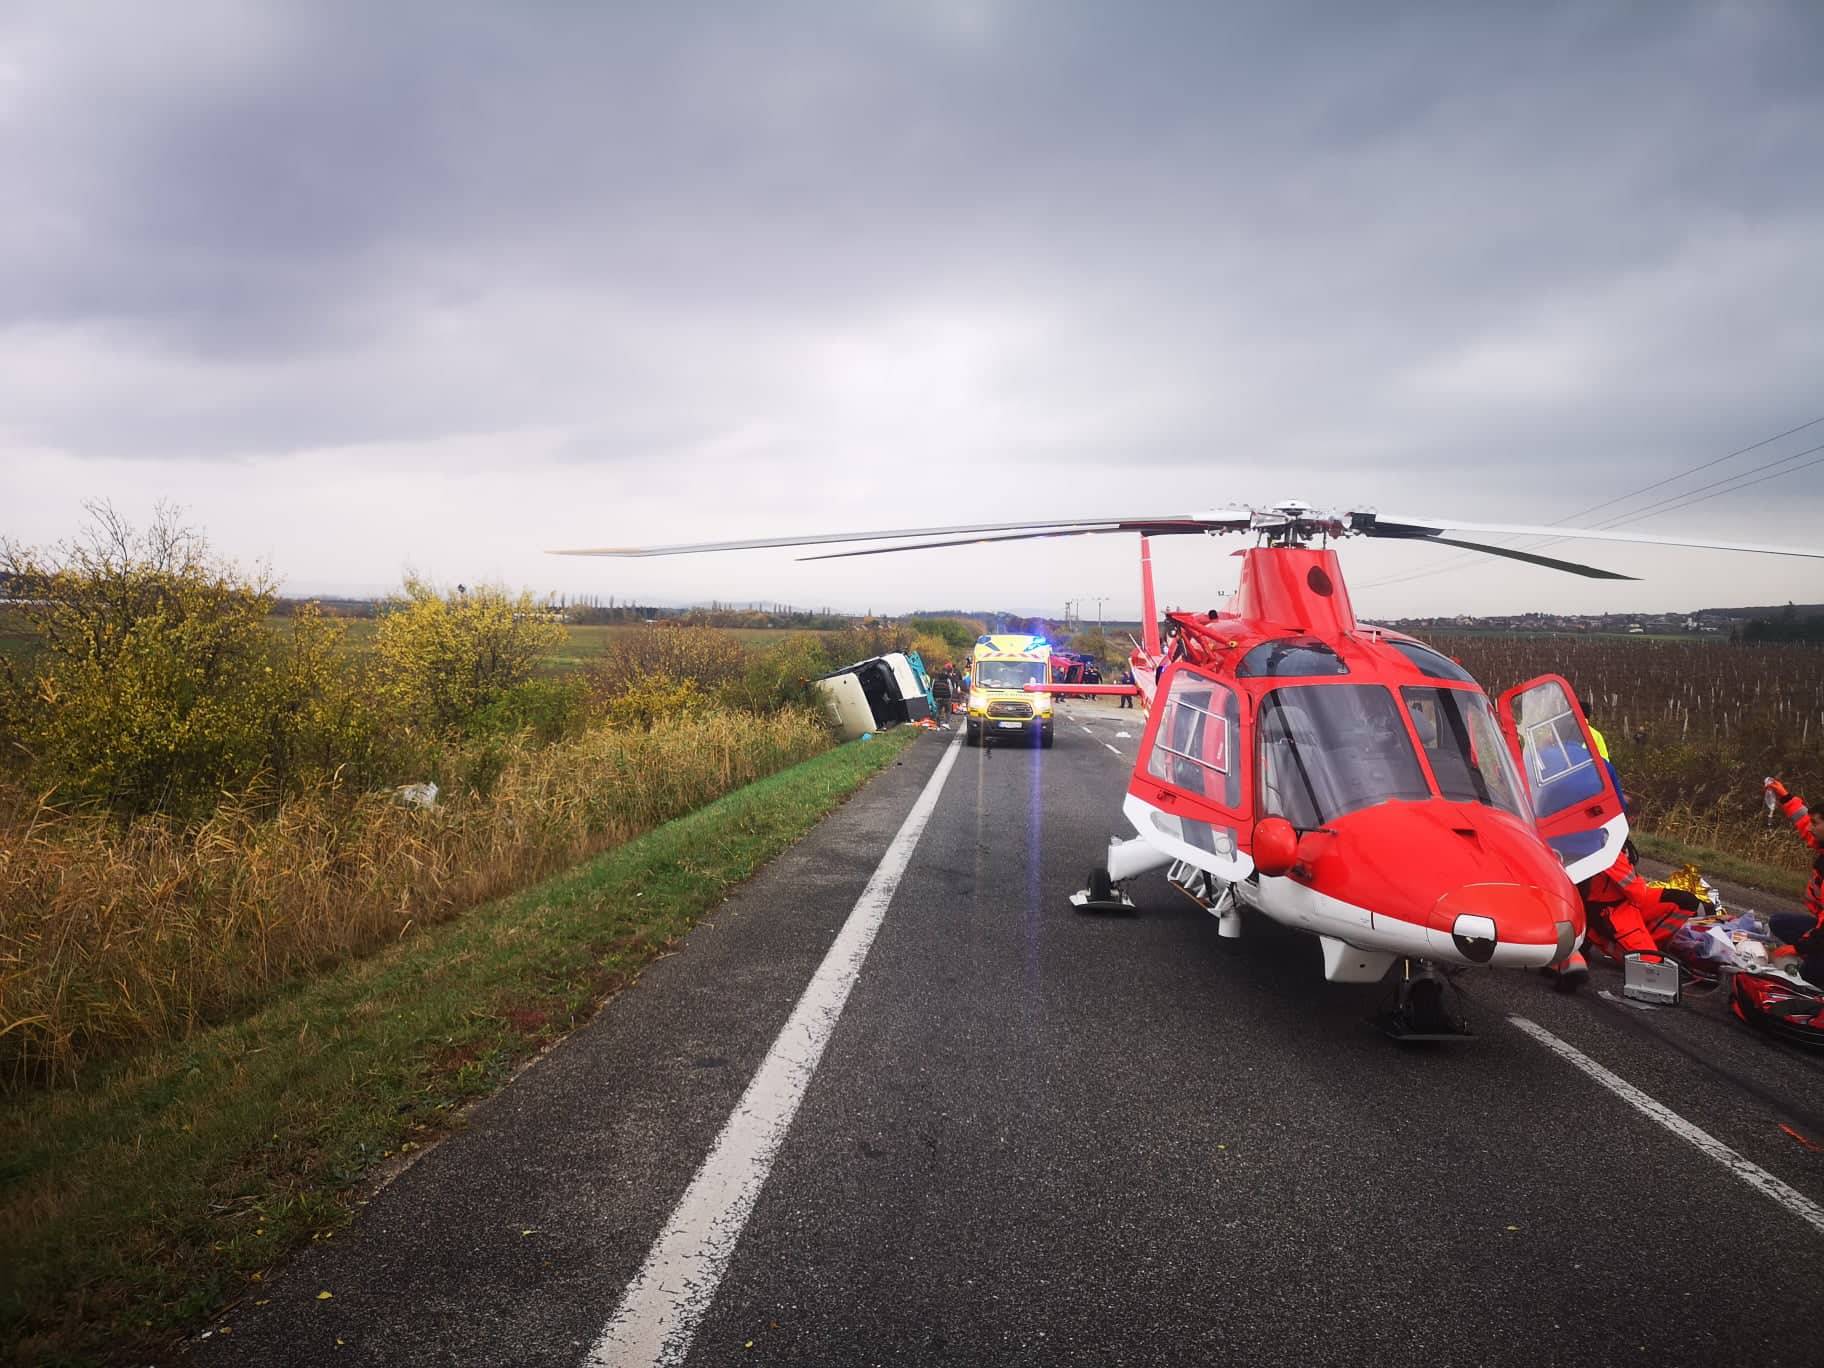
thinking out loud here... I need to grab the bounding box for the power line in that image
[1598,438,1824,528]
[1601,444,1824,529]
[1521,439,1824,551]
[1547,414,1824,527]
[1354,414,1824,592]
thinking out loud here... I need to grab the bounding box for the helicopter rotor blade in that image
[1420,536,1638,580]
[1362,513,1824,563]
[798,523,1213,560]
[550,511,1252,558]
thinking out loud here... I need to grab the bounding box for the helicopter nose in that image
[1431,883,1580,969]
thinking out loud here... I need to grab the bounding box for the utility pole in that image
[1091,596,1108,639]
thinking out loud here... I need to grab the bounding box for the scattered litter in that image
[317,1290,334,1301]
[395,781,438,808]
[1115,731,1133,738]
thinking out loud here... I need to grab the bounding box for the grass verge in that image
[1632,828,1807,900]
[2,728,917,1367]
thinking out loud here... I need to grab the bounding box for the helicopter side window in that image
[1387,640,1476,683]
[1145,669,1241,810]
[1236,638,1349,678]
[1257,685,1430,829]
[1510,681,1605,817]
[1401,687,1531,821]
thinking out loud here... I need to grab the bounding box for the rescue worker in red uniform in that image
[1575,845,1704,968]
[1763,778,1824,986]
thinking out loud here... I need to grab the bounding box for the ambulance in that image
[966,634,1055,748]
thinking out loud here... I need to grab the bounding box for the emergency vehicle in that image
[967,634,1054,748]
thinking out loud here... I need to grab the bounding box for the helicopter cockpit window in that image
[1256,685,1430,829]
[1388,640,1476,684]
[1145,669,1242,809]
[1401,687,1532,821]
[1236,638,1349,678]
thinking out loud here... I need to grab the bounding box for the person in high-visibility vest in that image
[1764,777,1824,986]
[1589,723,1627,812]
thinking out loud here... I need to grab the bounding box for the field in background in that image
[0,611,829,673]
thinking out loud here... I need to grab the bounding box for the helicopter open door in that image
[1122,661,1255,881]
[1495,675,1627,883]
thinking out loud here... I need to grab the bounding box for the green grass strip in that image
[2,728,917,1367]
[1632,828,1807,900]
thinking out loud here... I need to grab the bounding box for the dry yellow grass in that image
[0,708,830,1085]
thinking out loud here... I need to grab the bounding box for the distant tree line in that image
[1736,605,1824,643]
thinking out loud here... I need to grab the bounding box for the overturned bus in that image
[811,651,932,741]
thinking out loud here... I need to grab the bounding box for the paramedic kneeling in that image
[1575,847,1704,966]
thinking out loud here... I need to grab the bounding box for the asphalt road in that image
[195,701,1824,1368]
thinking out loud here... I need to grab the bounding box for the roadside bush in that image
[908,632,958,672]
[718,631,832,714]
[0,708,832,1084]
[604,673,714,728]
[589,624,751,702]
[468,677,592,744]
[821,623,911,668]
[909,616,983,653]
[373,580,565,735]
[0,506,382,822]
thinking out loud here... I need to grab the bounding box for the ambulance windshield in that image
[976,660,1046,689]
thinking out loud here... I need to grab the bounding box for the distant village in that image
[1383,604,1824,641]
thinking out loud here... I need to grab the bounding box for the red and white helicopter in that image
[556,502,1822,1037]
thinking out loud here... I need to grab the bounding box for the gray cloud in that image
[3,1,1822,613]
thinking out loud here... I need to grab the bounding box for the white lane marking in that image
[1079,725,1093,733]
[589,738,964,1366]
[1104,742,1122,756]
[1509,1015,1824,1236]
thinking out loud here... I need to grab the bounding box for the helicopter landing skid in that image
[1070,866,1136,913]
[1069,887,1136,913]
[1374,961,1473,1042]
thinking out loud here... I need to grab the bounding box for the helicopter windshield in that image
[975,660,1046,689]
[1257,685,1430,829]
[1401,687,1532,822]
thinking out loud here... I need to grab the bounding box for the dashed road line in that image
[1509,1014,1824,1237]
[588,737,965,1366]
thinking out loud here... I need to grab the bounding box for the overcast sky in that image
[4,1,1822,620]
